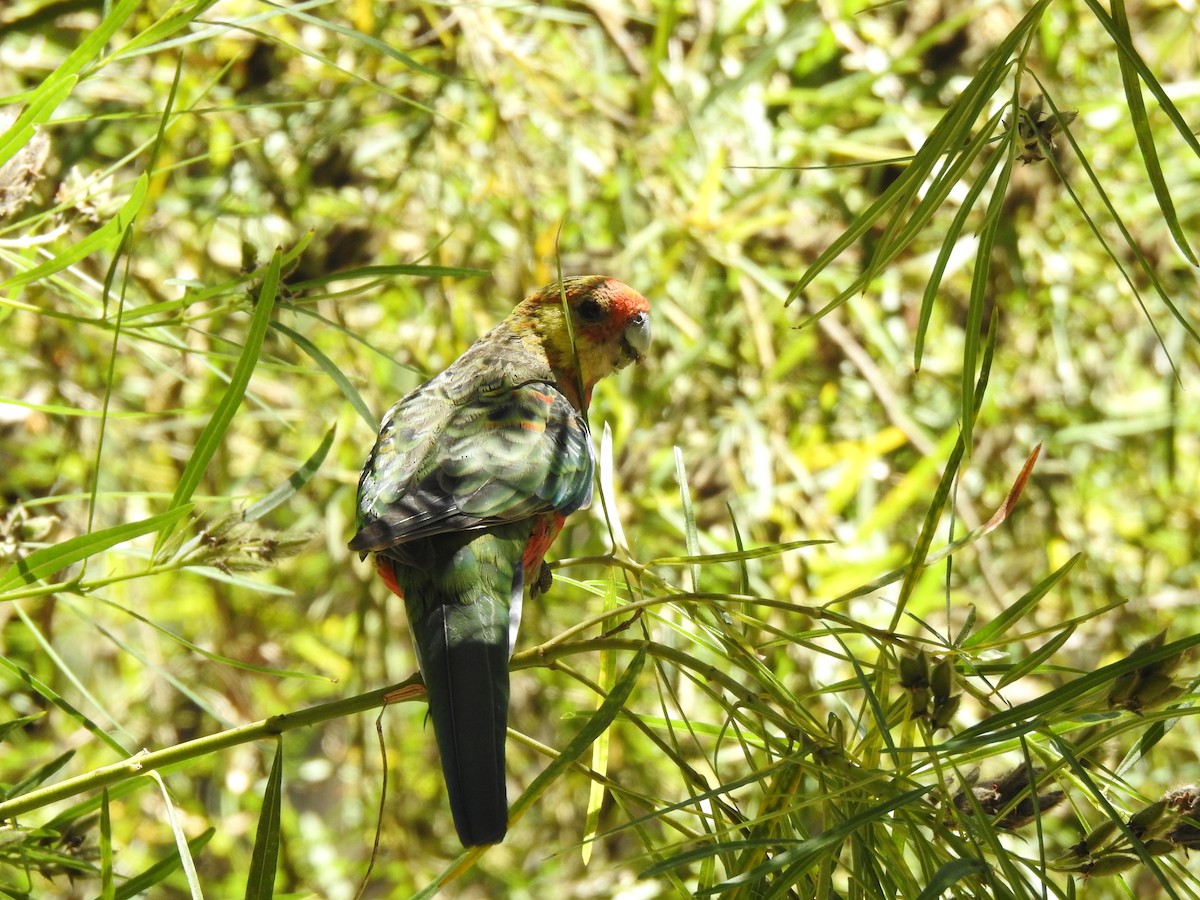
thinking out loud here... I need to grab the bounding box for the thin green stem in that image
[0,675,419,821]
[2,636,794,822]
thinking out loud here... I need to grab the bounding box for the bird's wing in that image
[349,381,593,554]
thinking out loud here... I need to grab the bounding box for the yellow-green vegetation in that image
[1,1,1198,897]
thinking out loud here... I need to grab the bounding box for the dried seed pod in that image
[899,651,930,689]
[930,657,953,702]
[1164,784,1200,814]
[1083,854,1140,877]
[931,694,961,731]
[1075,819,1119,856]
[1128,800,1170,840]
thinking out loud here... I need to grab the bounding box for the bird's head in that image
[512,275,651,406]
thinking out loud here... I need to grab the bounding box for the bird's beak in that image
[623,311,651,361]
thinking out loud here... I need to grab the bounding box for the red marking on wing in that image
[376,556,405,599]
[374,512,568,599]
[485,419,545,433]
[523,512,567,575]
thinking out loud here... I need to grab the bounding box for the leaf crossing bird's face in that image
[512,276,651,399]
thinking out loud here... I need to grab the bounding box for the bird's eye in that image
[577,297,604,323]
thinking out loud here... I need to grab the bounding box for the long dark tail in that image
[419,599,510,846]
[391,527,528,846]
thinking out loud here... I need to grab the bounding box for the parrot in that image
[349,276,651,846]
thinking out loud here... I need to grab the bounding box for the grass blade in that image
[113,828,215,900]
[648,539,829,567]
[960,126,1014,452]
[162,248,283,530]
[1032,81,1200,347]
[509,647,646,826]
[1080,0,1200,163]
[243,422,337,521]
[996,624,1076,689]
[0,0,140,165]
[674,447,701,593]
[916,858,991,899]
[0,506,190,593]
[962,554,1081,649]
[914,116,1006,371]
[582,573,620,865]
[948,632,1200,749]
[99,788,115,900]
[0,172,149,291]
[287,263,489,291]
[244,736,284,900]
[788,0,1050,309]
[1,749,74,801]
[0,652,129,757]
[0,76,76,170]
[891,313,997,629]
[272,320,375,429]
[1105,0,1196,265]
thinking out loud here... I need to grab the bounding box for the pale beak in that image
[624,311,651,360]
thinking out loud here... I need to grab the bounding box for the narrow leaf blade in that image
[245,737,285,900]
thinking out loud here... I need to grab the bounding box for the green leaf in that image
[947,632,1200,750]
[513,647,644,822]
[1030,78,1200,348]
[244,423,338,521]
[0,0,139,166]
[86,593,327,681]
[641,784,934,891]
[914,114,1006,371]
[99,789,115,900]
[675,447,701,592]
[0,76,75,171]
[891,316,997,629]
[1107,0,1196,266]
[268,2,453,79]
[582,573,620,865]
[0,173,149,292]
[0,652,129,757]
[162,248,283,527]
[915,858,991,899]
[0,713,43,743]
[648,539,830,567]
[113,828,215,900]
[962,554,1081,649]
[1,750,74,802]
[151,770,204,898]
[788,0,1051,312]
[287,262,489,291]
[996,624,1076,689]
[961,126,1014,452]
[245,737,285,900]
[272,321,375,429]
[1080,0,1200,162]
[0,506,191,593]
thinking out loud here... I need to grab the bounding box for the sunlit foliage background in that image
[1,0,1198,897]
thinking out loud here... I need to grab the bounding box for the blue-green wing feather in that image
[350,381,593,556]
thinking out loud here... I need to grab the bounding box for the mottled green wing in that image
[350,381,593,555]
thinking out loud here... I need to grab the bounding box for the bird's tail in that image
[416,597,511,846]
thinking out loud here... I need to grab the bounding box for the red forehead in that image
[593,278,649,317]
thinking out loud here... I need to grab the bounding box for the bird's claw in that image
[532,563,554,597]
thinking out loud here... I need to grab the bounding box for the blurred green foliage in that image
[0,0,1198,897]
